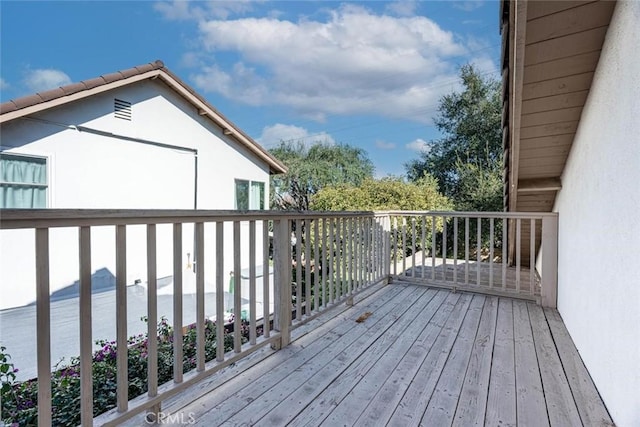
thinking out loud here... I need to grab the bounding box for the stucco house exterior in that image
[501,1,639,425]
[0,60,286,310]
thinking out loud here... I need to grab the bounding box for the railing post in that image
[541,214,559,308]
[273,218,292,349]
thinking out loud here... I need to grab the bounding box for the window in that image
[0,153,48,208]
[235,179,265,210]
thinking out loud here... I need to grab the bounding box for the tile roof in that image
[0,60,166,114]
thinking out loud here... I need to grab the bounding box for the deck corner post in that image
[273,217,292,348]
[541,214,558,308]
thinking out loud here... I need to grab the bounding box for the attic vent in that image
[114,99,132,121]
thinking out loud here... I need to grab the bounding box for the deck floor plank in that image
[513,299,549,427]
[543,308,614,426]
[319,289,445,426]
[352,291,460,427]
[485,298,517,427]
[420,294,486,426]
[452,295,498,427]
[528,303,582,427]
[147,282,611,427]
[181,284,408,425]
[194,285,424,425]
[264,288,441,426]
[386,292,474,427]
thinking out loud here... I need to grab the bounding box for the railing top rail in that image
[381,210,558,219]
[0,209,557,230]
[0,209,383,230]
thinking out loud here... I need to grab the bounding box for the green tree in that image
[269,141,374,210]
[405,64,502,211]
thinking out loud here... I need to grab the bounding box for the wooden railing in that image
[386,211,558,305]
[0,209,557,426]
[0,209,389,426]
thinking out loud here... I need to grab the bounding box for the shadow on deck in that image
[124,282,611,427]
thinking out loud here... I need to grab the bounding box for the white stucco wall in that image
[552,2,640,426]
[0,80,271,309]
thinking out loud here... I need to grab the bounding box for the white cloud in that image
[386,0,419,17]
[0,78,8,90]
[406,138,429,152]
[375,140,396,150]
[453,1,484,12]
[23,69,72,93]
[155,0,257,21]
[188,4,468,123]
[256,123,336,148]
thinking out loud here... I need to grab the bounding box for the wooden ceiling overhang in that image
[501,0,616,214]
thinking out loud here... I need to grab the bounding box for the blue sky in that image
[0,0,501,177]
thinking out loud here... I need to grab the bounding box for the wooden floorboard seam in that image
[351,291,462,427]
[419,294,487,426]
[182,285,415,425]
[386,293,474,426]
[451,295,498,426]
[307,288,442,426]
[208,286,428,425]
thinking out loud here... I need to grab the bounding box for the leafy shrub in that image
[1,317,245,426]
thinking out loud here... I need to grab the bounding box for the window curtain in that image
[250,181,265,210]
[0,155,47,208]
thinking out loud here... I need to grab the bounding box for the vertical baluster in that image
[502,217,508,290]
[295,220,302,320]
[516,218,522,293]
[336,218,342,294]
[442,216,447,282]
[233,221,242,352]
[35,228,52,427]
[354,217,360,290]
[349,218,354,294]
[401,217,407,276]
[329,218,335,304]
[79,227,92,426]
[172,224,183,382]
[314,219,320,313]
[216,222,225,361]
[431,215,436,281]
[411,218,416,278]
[392,216,397,276]
[322,218,327,308]
[465,217,470,286]
[195,223,205,371]
[341,219,347,296]
[530,219,536,295]
[116,225,129,406]
[146,225,158,404]
[263,220,270,338]
[370,218,384,281]
[489,218,495,289]
[421,216,426,280]
[368,217,373,282]
[305,219,311,315]
[453,217,458,285]
[249,220,257,345]
[477,217,482,286]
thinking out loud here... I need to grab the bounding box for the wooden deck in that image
[129,282,612,427]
